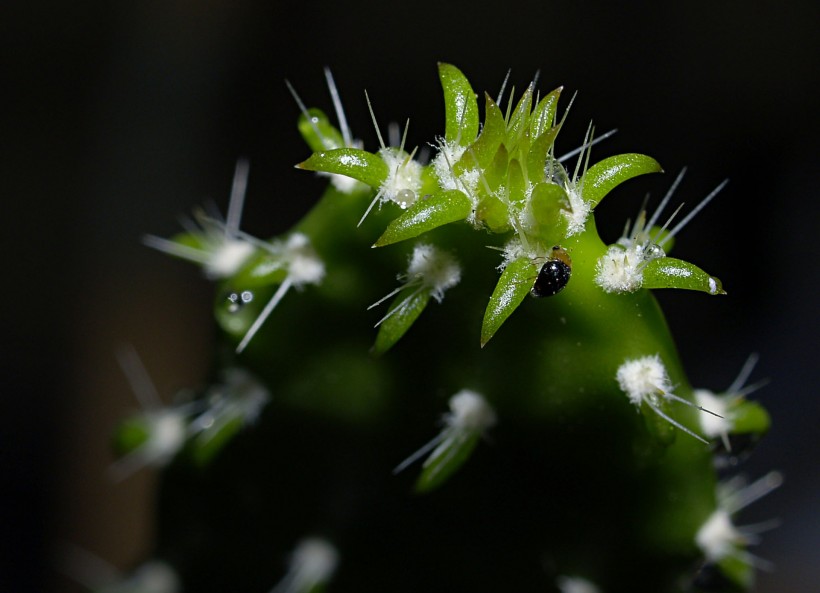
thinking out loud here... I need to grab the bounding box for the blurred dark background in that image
[3,1,818,591]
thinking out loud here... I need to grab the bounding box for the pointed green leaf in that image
[297,148,388,189]
[729,399,771,435]
[415,431,480,493]
[529,182,567,241]
[438,63,479,147]
[372,288,431,355]
[297,108,346,152]
[507,159,526,203]
[112,416,151,456]
[642,257,726,294]
[529,87,561,138]
[481,257,535,346]
[169,231,206,251]
[191,417,243,465]
[226,248,289,288]
[526,126,560,184]
[485,143,509,192]
[580,153,663,208]
[716,554,755,592]
[373,190,473,247]
[506,85,534,149]
[516,130,533,174]
[456,94,506,174]
[475,194,510,232]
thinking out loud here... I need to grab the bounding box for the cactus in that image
[110,64,777,593]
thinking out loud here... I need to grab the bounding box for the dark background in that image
[3,1,818,591]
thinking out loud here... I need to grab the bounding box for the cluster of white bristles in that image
[694,353,766,452]
[143,159,257,280]
[187,367,270,446]
[393,389,496,475]
[595,169,727,293]
[270,538,339,593]
[355,94,424,226]
[291,69,427,220]
[432,139,479,196]
[144,158,326,354]
[235,232,325,353]
[110,347,270,481]
[616,354,720,444]
[368,243,461,327]
[287,68,366,194]
[556,575,601,593]
[695,472,782,569]
[556,122,599,237]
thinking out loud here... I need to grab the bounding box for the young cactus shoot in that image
[131,63,775,593]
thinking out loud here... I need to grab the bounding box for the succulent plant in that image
[110,63,777,593]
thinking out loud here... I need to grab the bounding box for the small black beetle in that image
[530,246,572,298]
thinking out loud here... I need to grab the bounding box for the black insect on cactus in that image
[108,63,777,593]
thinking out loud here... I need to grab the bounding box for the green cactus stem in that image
[122,63,774,593]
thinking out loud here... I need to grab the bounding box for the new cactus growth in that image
[109,63,775,593]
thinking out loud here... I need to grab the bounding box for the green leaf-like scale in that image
[297,108,346,152]
[415,431,481,493]
[372,288,431,355]
[191,417,244,466]
[642,257,726,294]
[529,182,568,242]
[485,143,509,192]
[438,63,479,147]
[526,126,560,185]
[373,190,473,247]
[529,88,561,138]
[729,400,771,435]
[456,94,506,174]
[507,159,526,203]
[297,148,389,189]
[580,153,663,208]
[475,194,511,232]
[505,85,534,151]
[481,257,536,346]
[112,417,151,456]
